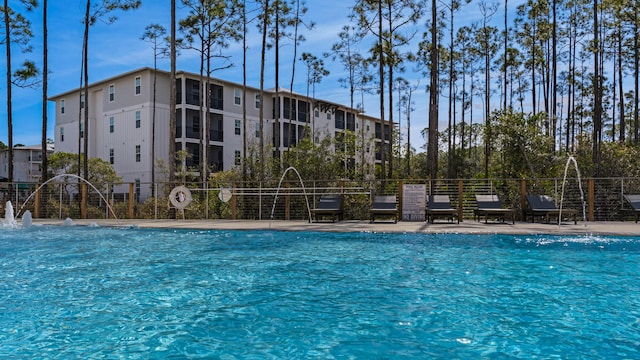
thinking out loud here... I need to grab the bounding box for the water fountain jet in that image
[560,155,587,227]
[269,167,312,228]
[16,174,119,223]
[21,210,32,228]
[4,201,16,227]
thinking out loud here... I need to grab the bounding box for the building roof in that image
[48,67,381,122]
[0,144,55,152]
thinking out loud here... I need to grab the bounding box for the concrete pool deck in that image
[29,218,640,236]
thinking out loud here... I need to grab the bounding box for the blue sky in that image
[0,0,509,151]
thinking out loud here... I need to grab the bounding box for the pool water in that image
[1,226,639,358]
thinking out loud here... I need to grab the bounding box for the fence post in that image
[154,183,158,220]
[285,181,290,220]
[520,179,527,221]
[259,182,262,220]
[34,184,40,218]
[231,182,237,220]
[458,179,464,221]
[398,180,403,220]
[128,183,134,219]
[205,182,209,220]
[588,178,595,222]
[81,183,87,219]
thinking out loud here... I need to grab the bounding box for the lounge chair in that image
[474,194,514,224]
[369,195,398,223]
[425,195,459,224]
[623,195,640,223]
[525,194,577,224]
[310,195,343,223]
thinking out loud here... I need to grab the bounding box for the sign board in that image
[402,184,426,221]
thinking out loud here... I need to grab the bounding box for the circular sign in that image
[169,186,192,209]
[219,187,233,203]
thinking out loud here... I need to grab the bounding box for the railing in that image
[5,177,640,222]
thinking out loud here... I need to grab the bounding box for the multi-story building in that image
[0,144,54,183]
[50,67,390,200]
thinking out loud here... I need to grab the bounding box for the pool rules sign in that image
[402,184,426,221]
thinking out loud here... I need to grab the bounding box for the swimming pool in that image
[1,226,638,358]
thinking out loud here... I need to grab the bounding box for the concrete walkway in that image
[30,218,640,236]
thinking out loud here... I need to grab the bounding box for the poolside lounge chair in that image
[369,195,398,223]
[425,195,459,224]
[474,194,514,224]
[623,195,640,223]
[310,195,343,223]
[525,194,577,224]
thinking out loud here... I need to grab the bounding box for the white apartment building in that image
[50,67,389,200]
[0,144,54,183]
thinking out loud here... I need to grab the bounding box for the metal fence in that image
[4,177,640,222]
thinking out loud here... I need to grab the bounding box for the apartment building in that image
[50,67,389,200]
[0,144,54,183]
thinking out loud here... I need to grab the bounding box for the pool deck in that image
[29,218,640,236]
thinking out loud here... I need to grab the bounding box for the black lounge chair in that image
[474,194,514,224]
[425,195,459,224]
[310,195,343,223]
[623,195,640,223]
[525,194,577,224]
[369,195,398,223]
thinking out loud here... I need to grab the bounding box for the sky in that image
[0,0,510,151]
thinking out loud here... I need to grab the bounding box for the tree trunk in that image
[618,21,624,143]
[274,0,280,167]
[386,2,393,180]
[503,0,508,112]
[170,0,177,185]
[4,0,13,182]
[551,0,557,150]
[592,0,601,173]
[41,0,49,189]
[259,0,269,183]
[83,0,90,181]
[635,3,639,144]
[242,0,247,184]
[378,0,386,180]
[428,0,439,182]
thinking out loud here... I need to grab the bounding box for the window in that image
[109,116,114,133]
[210,113,223,142]
[109,84,115,102]
[135,76,141,95]
[283,97,297,120]
[135,111,141,128]
[109,148,114,164]
[255,94,261,109]
[234,89,241,105]
[135,145,141,162]
[186,79,200,105]
[60,127,64,142]
[315,109,319,118]
[80,94,85,109]
[210,84,223,110]
[80,122,84,138]
[60,100,65,114]
[335,110,345,129]
[346,112,355,131]
[235,120,241,135]
[255,123,261,138]
[327,112,331,120]
[134,179,140,202]
[235,150,241,165]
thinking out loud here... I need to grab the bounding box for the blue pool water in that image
[0,226,639,358]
